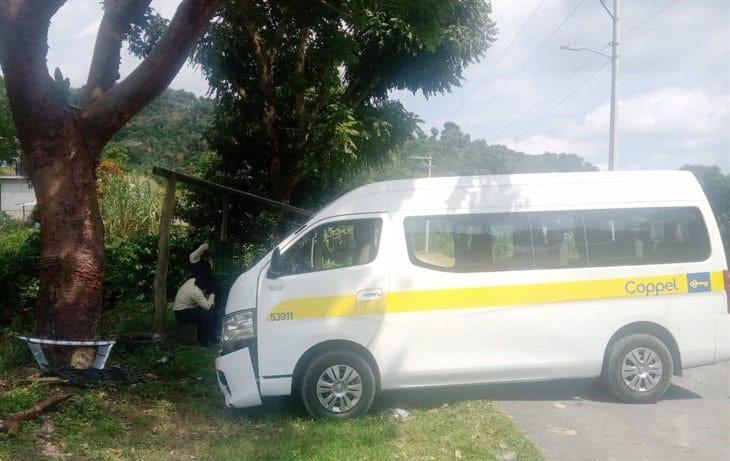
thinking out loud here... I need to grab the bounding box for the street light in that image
[561,0,620,170]
[560,45,611,59]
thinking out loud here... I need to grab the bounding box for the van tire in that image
[300,350,376,419]
[605,333,673,404]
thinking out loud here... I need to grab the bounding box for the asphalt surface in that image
[497,362,730,461]
[378,362,729,460]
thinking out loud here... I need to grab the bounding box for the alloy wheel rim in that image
[316,364,363,413]
[621,347,663,392]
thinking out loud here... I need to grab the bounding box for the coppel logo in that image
[625,278,679,296]
[687,272,711,293]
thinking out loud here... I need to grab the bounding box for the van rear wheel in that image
[300,350,376,419]
[605,333,673,403]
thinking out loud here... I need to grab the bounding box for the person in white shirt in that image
[173,243,217,346]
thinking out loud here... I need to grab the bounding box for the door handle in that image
[356,288,383,302]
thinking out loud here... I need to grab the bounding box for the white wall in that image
[0,177,36,219]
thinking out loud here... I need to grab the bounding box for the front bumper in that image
[215,347,262,408]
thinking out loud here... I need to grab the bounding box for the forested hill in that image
[104,88,214,172]
[369,121,598,182]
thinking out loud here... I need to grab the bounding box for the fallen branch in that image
[0,393,70,435]
[17,376,69,387]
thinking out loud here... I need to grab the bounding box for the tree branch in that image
[0,0,65,23]
[318,0,351,21]
[241,14,275,99]
[83,0,152,106]
[240,11,281,154]
[84,0,222,150]
[0,393,70,435]
[293,27,310,115]
[0,0,68,142]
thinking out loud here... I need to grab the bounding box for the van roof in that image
[312,170,706,219]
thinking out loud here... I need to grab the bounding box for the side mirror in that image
[268,248,283,279]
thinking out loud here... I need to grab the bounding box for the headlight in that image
[221,309,256,344]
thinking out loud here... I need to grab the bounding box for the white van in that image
[215,170,730,419]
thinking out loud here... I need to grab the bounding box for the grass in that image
[0,304,542,461]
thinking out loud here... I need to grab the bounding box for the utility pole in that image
[561,0,620,170]
[607,0,620,171]
[412,154,434,177]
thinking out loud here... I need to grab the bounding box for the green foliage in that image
[0,225,39,326]
[110,88,214,171]
[99,172,164,242]
[125,6,169,58]
[0,76,19,165]
[104,234,196,307]
[101,143,130,167]
[0,384,44,414]
[188,1,496,243]
[1,318,541,460]
[0,221,204,330]
[52,67,72,105]
[369,122,598,181]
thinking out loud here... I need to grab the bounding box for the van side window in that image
[404,207,709,273]
[404,217,455,269]
[583,207,710,266]
[405,214,532,272]
[530,212,587,269]
[280,218,382,276]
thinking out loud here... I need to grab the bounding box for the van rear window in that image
[404,207,711,272]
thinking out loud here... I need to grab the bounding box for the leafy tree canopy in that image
[376,121,598,180]
[183,120,598,248]
[193,0,498,203]
[104,88,214,172]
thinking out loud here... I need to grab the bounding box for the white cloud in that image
[583,87,730,138]
[394,0,730,172]
[494,86,730,171]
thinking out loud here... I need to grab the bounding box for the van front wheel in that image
[300,351,376,419]
[605,333,674,403]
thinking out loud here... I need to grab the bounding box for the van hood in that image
[225,256,270,315]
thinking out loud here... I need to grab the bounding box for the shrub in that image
[104,234,197,307]
[99,172,164,242]
[0,225,39,326]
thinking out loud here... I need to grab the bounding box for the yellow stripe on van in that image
[267,271,726,321]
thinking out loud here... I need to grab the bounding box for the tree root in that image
[0,393,71,435]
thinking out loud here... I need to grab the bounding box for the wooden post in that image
[220,193,229,243]
[152,175,176,335]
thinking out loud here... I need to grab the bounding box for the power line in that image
[467,0,586,124]
[513,60,610,140]
[450,0,546,117]
[503,0,679,141]
[621,0,680,38]
[495,53,600,137]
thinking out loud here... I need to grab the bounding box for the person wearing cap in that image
[172,243,217,346]
[189,242,212,277]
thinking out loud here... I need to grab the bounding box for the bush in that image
[99,172,164,242]
[0,223,205,330]
[0,225,39,326]
[104,234,197,307]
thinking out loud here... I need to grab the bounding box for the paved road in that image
[496,362,730,461]
[379,362,729,460]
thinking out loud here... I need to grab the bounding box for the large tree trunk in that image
[268,153,302,203]
[23,113,105,367]
[0,0,222,365]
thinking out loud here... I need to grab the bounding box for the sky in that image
[46,0,730,171]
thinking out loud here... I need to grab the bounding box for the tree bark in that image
[0,0,222,366]
[31,118,106,359]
